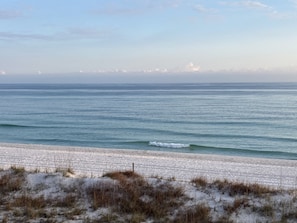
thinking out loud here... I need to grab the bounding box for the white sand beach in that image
[1,143,296,189]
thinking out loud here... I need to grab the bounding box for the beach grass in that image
[0,166,296,223]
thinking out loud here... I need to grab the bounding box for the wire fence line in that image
[1,145,297,190]
[95,160,297,190]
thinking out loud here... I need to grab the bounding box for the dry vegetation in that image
[0,167,296,223]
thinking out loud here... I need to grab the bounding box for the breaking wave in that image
[146,141,297,160]
[149,141,190,149]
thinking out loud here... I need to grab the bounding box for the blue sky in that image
[0,0,297,82]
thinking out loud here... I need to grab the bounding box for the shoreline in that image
[1,143,296,189]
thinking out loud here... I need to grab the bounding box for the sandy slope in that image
[0,143,296,189]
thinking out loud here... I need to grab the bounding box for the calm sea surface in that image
[1,83,297,160]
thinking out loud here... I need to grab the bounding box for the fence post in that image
[132,162,134,172]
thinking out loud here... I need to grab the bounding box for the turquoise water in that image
[1,83,297,160]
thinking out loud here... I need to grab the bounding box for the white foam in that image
[149,141,190,149]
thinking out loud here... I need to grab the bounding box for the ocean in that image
[0,83,297,160]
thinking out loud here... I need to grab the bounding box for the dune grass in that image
[0,167,296,223]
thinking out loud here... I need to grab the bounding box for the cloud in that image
[91,0,180,16]
[194,4,217,14]
[0,10,23,19]
[219,1,290,19]
[220,1,271,10]
[92,6,144,16]
[290,0,297,7]
[241,1,271,10]
[91,2,151,16]
[185,62,200,72]
[0,31,53,41]
[0,27,115,42]
[147,0,182,9]
[66,27,113,39]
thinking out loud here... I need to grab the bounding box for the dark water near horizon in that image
[1,83,297,160]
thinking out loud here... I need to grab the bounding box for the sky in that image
[0,0,297,83]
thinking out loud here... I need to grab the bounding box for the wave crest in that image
[0,123,28,128]
[149,141,190,149]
